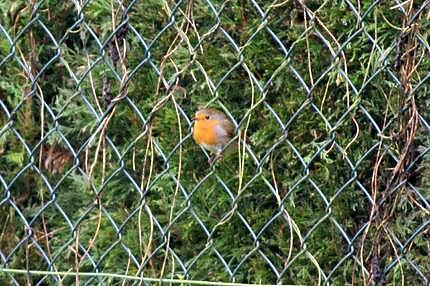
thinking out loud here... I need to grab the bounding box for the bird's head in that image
[194,108,227,122]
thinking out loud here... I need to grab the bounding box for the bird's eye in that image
[205,115,210,120]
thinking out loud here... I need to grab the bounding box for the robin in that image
[192,108,236,164]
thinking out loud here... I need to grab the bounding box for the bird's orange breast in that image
[193,119,219,145]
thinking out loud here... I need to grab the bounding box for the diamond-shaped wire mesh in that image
[1,0,429,285]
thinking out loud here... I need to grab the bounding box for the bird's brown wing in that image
[221,119,237,155]
[221,119,235,139]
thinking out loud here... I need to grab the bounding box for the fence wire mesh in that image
[0,0,430,285]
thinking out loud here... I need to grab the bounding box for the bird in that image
[192,108,236,165]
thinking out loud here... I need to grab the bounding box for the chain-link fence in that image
[1,0,430,285]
